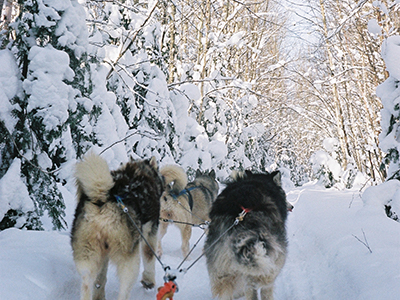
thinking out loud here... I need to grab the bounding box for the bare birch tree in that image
[286,0,400,184]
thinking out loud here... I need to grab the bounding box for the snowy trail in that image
[277,186,400,300]
[1,186,400,299]
[276,188,362,299]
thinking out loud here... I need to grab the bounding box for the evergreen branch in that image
[103,60,148,103]
[104,60,170,110]
[352,229,372,253]
[0,120,60,175]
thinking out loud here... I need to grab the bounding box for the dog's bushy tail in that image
[75,152,114,203]
[160,165,188,192]
[232,229,286,275]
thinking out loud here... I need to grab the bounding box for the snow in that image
[0,184,399,299]
[377,34,400,183]
[310,150,342,181]
[0,158,33,221]
[381,35,400,81]
[24,45,74,131]
[55,0,88,58]
[1,0,400,298]
[278,185,400,300]
[0,49,20,132]
[179,83,201,103]
[367,19,382,36]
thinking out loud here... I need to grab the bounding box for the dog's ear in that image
[230,170,240,181]
[245,170,253,177]
[209,169,216,179]
[196,169,202,177]
[149,156,158,170]
[230,170,245,181]
[271,170,282,187]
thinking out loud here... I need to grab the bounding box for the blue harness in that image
[169,186,200,211]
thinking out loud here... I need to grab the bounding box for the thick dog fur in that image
[204,170,288,300]
[158,169,219,258]
[71,153,180,300]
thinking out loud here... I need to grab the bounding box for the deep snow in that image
[1,183,399,300]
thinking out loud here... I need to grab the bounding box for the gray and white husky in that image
[204,170,288,300]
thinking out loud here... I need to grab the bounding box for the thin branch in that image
[325,0,368,41]
[352,229,372,253]
[99,129,162,155]
[106,0,159,79]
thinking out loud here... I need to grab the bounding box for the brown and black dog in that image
[71,152,181,300]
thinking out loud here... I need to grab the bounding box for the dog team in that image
[71,152,292,300]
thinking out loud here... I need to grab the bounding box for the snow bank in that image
[0,159,33,226]
[277,186,400,300]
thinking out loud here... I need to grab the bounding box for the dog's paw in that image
[141,280,155,290]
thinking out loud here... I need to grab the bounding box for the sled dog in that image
[204,170,288,300]
[71,153,181,300]
[158,169,219,257]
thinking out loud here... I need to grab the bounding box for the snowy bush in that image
[374,34,400,222]
[310,138,343,188]
[310,150,341,188]
[377,35,400,180]
[309,138,368,189]
[362,179,400,223]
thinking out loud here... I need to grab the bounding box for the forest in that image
[1,0,400,230]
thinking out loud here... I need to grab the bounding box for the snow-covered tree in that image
[0,0,100,230]
[81,1,176,165]
[378,35,400,180]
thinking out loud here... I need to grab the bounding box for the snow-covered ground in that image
[1,183,399,300]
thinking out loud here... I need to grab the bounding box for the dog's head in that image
[193,169,219,200]
[229,169,293,212]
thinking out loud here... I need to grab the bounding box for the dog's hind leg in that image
[76,259,102,300]
[157,221,168,257]
[211,275,236,300]
[260,285,274,300]
[116,246,141,300]
[178,223,192,258]
[141,221,158,289]
[244,283,258,300]
[92,257,108,300]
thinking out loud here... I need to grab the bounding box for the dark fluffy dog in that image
[204,170,288,300]
[71,153,180,300]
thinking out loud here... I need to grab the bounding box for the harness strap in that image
[186,188,194,211]
[169,186,199,211]
[180,206,251,274]
[114,195,169,272]
[116,194,252,292]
